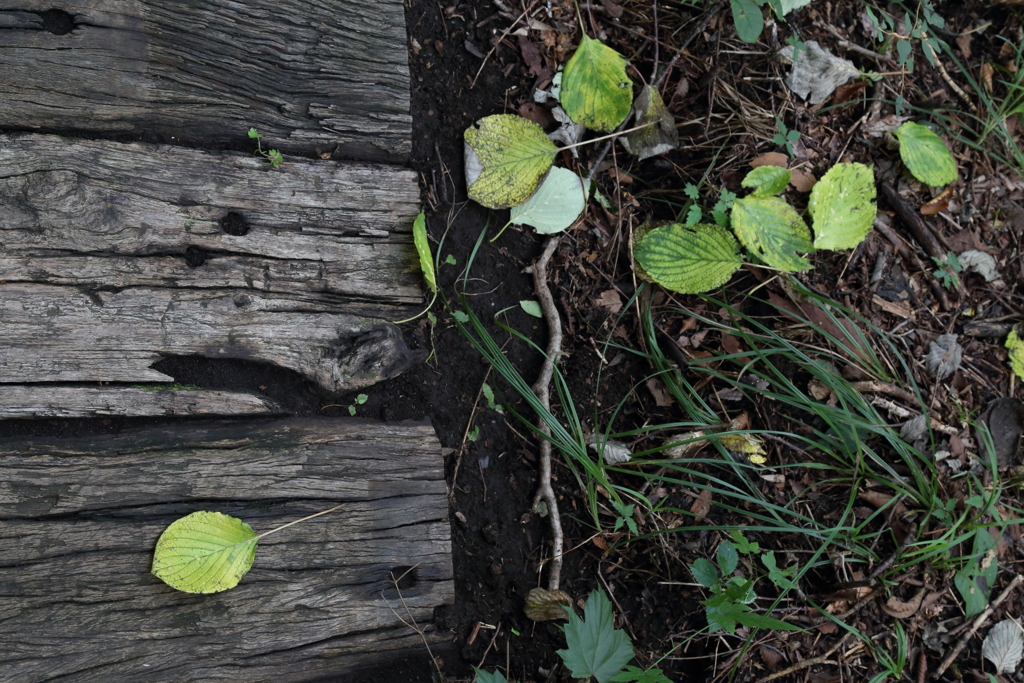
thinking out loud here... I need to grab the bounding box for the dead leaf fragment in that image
[779,41,860,105]
[595,289,623,313]
[621,85,679,160]
[900,414,930,443]
[525,587,572,621]
[690,488,713,520]
[926,333,963,380]
[982,619,1024,674]
[646,378,674,407]
[959,250,999,282]
[751,152,789,169]
[790,169,817,192]
[980,398,1024,467]
[981,62,995,92]
[881,588,925,619]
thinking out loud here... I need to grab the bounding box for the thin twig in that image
[529,236,566,591]
[382,567,444,681]
[934,574,1024,678]
[653,0,727,91]
[757,632,854,683]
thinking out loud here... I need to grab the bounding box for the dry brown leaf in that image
[956,33,973,60]
[981,63,995,92]
[596,289,623,313]
[646,378,674,407]
[591,535,608,550]
[524,587,572,621]
[832,81,868,105]
[751,152,789,169]
[519,102,554,129]
[690,488,713,520]
[881,588,925,619]
[808,378,832,401]
[920,199,948,215]
[607,167,633,184]
[790,169,817,192]
[759,645,784,670]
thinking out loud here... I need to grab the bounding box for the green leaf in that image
[267,150,283,168]
[742,166,791,197]
[954,529,998,618]
[445,254,457,265]
[1007,327,1024,381]
[622,85,678,160]
[689,557,720,588]
[684,204,702,226]
[152,511,258,594]
[730,530,759,554]
[893,121,957,186]
[473,667,509,683]
[611,665,674,683]
[761,551,797,591]
[465,114,557,209]
[247,127,261,139]
[809,162,877,250]
[703,581,799,634]
[412,212,437,294]
[731,0,764,43]
[560,34,633,132]
[453,310,470,323]
[520,300,543,317]
[510,167,588,234]
[717,541,739,575]
[634,223,742,294]
[557,590,635,683]
[731,196,814,271]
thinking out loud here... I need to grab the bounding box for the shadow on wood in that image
[0,418,453,682]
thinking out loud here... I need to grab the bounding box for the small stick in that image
[756,632,853,683]
[934,574,1024,678]
[529,236,566,591]
[382,567,444,681]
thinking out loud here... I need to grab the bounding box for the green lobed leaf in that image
[152,511,258,594]
[412,212,436,293]
[473,668,509,683]
[557,590,636,683]
[689,557,720,588]
[611,665,674,683]
[520,300,543,318]
[954,529,998,618]
[809,162,877,250]
[717,541,739,575]
[634,223,742,294]
[742,166,792,197]
[893,121,957,186]
[465,114,557,209]
[560,34,633,132]
[731,0,764,43]
[730,529,760,554]
[510,167,588,234]
[731,196,814,271]
[621,85,678,160]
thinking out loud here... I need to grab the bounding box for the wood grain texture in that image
[0,386,280,418]
[0,418,453,682]
[0,0,412,162]
[0,134,422,305]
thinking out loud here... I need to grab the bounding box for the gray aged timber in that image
[0,134,424,398]
[0,386,281,418]
[0,418,453,682]
[0,1,412,162]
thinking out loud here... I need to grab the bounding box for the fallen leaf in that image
[751,152,789,169]
[524,587,572,621]
[920,199,947,215]
[646,378,674,407]
[621,85,679,160]
[596,289,623,313]
[926,333,963,380]
[607,167,633,184]
[779,40,860,104]
[808,378,832,401]
[599,0,624,18]
[832,81,868,105]
[900,414,930,442]
[519,102,555,129]
[690,488,713,520]
[518,34,544,77]
[790,169,817,192]
[592,535,609,550]
[881,588,925,619]
[959,250,999,282]
[759,645,784,670]
[982,619,1024,674]
[980,398,1024,467]
[586,435,632,464]
[981,62,995,92]
[956,33,973,60]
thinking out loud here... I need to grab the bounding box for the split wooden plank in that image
[0,386,280,418]
[0,1,412,162]
[0,134,422,306]
[0,418,453,682]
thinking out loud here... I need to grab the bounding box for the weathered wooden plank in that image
[0,386,280,418]
[0,283,422,392]
[0,134,422,305]
[0,1,412,162]
[0,418,453,682]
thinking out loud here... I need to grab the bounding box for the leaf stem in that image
[256,503,345,540]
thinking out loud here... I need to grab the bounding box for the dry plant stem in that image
[873,214,952,312]
[934,573,1024,678]
[530,235,565,592]
[382,568,444,681]
[922,37,977,114]
[816,22,892,64]
[652,0,727,90]
[756,632,853,683]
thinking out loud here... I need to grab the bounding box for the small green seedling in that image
[467,425,480,442]
[611,500,638,535]
[931,251,962,290]
[347,393,368,416]
[773,117,801,157]
[247,128,283,168]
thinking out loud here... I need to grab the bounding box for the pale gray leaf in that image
[959,250,999,282]
[778,41,860,105]
[982,619,1024,674]
[900,414,929,443]
[586,434,632,464]
[926,334,963,380]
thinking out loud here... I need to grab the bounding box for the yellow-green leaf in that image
[560,34,633,132]
[412,212,436,293]
[731,196,814,271]
[152,511,258,594]
[634,223,742,294]
[742,166,791,197]
[465,114,557,209]
[719,433,767,465]
[1007,327,1024,381]
[893,121,957,186]
[621,85,678,160]
[809,162,877,250]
